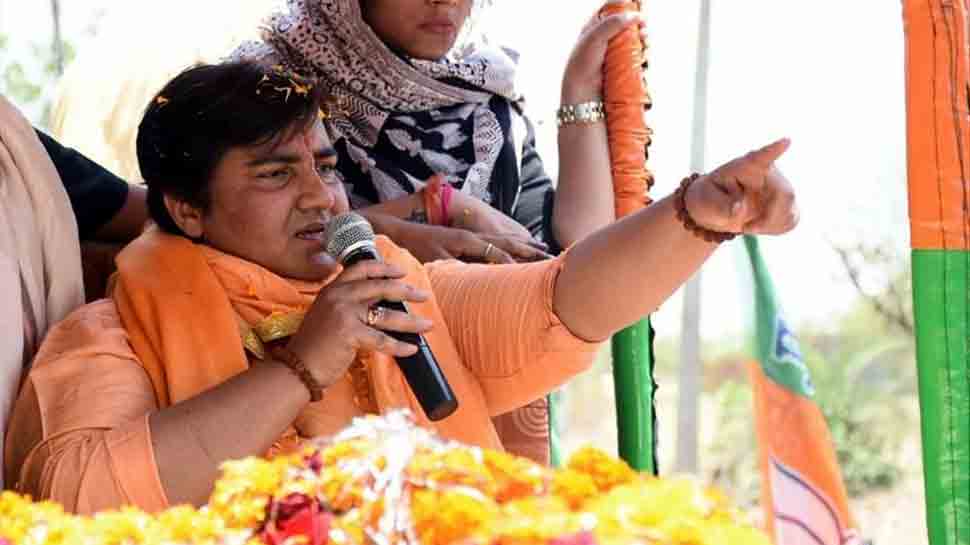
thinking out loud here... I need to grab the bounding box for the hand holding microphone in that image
[285,213,459,421]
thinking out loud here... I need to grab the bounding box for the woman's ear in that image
[163,194,205,239]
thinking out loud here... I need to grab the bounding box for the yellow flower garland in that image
[0,412,769,545]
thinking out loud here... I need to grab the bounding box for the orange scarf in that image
[111,229,501,450]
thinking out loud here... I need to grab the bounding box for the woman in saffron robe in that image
[5,61,797,514]
[234,0,647,462]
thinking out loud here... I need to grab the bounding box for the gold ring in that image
[482,243,495,261]
[366,306,385,327]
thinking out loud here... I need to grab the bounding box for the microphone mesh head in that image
[324,212,376,259]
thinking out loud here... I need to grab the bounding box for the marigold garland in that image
[0,412,769,545]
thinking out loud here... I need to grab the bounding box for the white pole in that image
[50,0,64,76]
[675,0,712,474]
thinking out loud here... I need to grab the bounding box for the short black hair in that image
[136,61,328,237]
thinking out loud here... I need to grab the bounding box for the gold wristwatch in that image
[556,100,606,127]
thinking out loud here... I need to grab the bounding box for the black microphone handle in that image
[344,248,458,421]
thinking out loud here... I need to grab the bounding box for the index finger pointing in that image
[746,138,791,169]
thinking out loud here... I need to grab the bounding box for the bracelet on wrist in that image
[440,182,453,225]
[271,346,324,402]
[674,173,738,244]
[421,175,453,226]
[556,100,605,128]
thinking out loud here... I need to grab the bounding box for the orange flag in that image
[744,236,861,545]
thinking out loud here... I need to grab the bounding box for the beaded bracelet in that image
[674,173,738,244]
[271,346,324,402]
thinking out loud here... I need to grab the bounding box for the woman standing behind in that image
[236,0,641,463]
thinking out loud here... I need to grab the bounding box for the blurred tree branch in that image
[833,243,914,336]
[0,18,75,126]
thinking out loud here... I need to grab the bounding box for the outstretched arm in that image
[554,139,797,341]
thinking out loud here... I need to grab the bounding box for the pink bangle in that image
[440,183,454,226]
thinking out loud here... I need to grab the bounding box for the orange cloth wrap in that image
[599,0,653,218]
[904,0,970,250]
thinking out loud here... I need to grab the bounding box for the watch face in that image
[556,101,605,127]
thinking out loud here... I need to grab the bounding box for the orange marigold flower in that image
[319,439,370,467]
[492,497,580,545]
[411,489,498,545]
[318,467,364,513]
[0,412,771,545]
[551,469,599,510]
[565,447,638,492]
[482,450,549,503]
[408,449,494,495]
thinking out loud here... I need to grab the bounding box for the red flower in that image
[550,532,598,545]
[305,452,324,474]
[260,493,333,545]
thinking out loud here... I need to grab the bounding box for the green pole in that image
[902,1,970,541]
[548,390,563,467]
[597,0,655,474]
[912,250,970,545]
[612,318,656,473]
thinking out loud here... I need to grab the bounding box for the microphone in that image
[323,213,459,421]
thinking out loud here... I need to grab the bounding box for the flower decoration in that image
[260,493,332,545]
[255,66,316,104]
[0,412,768,545]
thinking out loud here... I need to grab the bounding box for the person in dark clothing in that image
[34,130,148,244]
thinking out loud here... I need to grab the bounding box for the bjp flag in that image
[743,236,861,545]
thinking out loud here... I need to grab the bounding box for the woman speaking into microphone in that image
[231,0,647,464]
[5,60,797,514]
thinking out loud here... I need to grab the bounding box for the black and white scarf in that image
[234,0,540,219]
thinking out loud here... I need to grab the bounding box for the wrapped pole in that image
[903,1,970,543]
[599,0,656,472]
